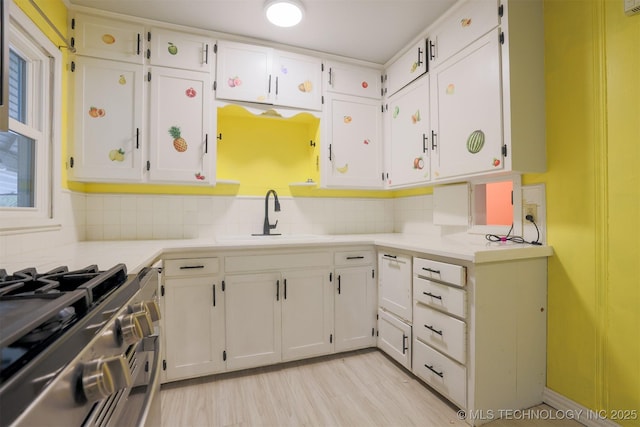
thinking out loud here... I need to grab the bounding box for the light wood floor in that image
[160,349,583,427]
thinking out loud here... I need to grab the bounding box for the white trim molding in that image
[543,388,621,427]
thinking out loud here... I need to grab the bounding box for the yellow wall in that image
[525,0,639,423]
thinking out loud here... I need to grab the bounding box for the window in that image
[0,4,60,231]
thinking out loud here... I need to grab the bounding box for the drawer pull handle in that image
[422,267,441,274]
[425,324,443,336]
[402,334,408,354]
[383,254,397,259]
[425,364,444,378]
[423,291,442,300]
[180,265,205,270]
[346,256,364,260]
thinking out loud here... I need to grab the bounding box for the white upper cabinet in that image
[427,0,500,69]
[322,93,383,189]
[148,27,213,72]
[71,13,145,63]
[70,56,144,182]
[430,31,503,180]
[324,61,382,99]
[215,40,322,110]
[384,39,427,97]
[148,66,214,184]
[385,74,431,188]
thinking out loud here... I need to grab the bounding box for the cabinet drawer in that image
[413,258,466,287]
[414,304,466,364]
[414,276,466,319]
[164,257,220,277]
[413,339,466,409]
[225,252,331,273]
[334,250,375,266]
[377,309,411,370]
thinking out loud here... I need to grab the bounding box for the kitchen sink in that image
[215,234,334,244]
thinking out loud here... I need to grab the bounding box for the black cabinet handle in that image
[275,76,279,95]
[276,279,280,301]
[205,134,208,154]
[337,275,341,295]
[383,254,397,259]
[328,67,332,85]
[422,133,428,153]
[346,256,364,260]
[284,278,287,300]
[417,47,423,66]
[424,324,443,336]
[180,265,204,270]
[136,128,140,149]
[423,291,442,300]
[328,144,332,161]
[402,334,408,354]
[431,130,438,150]
[213,284,216,307]
[137,33,141,55]
[268,74,272,94]
[422,267,441,274]
[425,364,444,378]
[204,44,209,64]
[428,39,436,61]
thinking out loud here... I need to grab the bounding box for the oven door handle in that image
[136,334,162,427]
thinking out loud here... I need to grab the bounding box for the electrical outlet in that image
[524,203,537,222]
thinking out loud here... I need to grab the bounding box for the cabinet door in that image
[149,27,213,72]
[272,50,322,110]
[225,272,282,370]
[378,253,412,322]
[148,66,214,184]
[324,61,382,99]
[431,30,503,180]
[72,13,144,63]
[323,94,383,189]
[377,309,412,370]
[386,75,431,187]
[427,0,499,69]
[334,266,376,352]
[281,269,333,361]
[385,39,427,97]
[71,57,144,182]
[215,40,272,104]
[163,276,224,380]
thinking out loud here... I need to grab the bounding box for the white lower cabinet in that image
[161,257,225,382]
[334,265,377,352]
[378,252,412,322]
[377,309,411,369]
[413,338,466,408]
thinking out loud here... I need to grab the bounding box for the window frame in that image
[0,3,61,233]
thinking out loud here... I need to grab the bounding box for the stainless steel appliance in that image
[0,264,161,427]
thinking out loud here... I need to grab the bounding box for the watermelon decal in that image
[466,130,485,154]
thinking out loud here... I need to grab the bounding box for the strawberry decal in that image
[492,158,501,167]
[228,76,242,87]
[195,172,205,180]
[185,87,197,98]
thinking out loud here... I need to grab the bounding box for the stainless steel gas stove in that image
[0,263,161,427]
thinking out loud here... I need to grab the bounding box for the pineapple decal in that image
[169,126,188,152]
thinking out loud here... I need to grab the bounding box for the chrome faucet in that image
[259,189,281,236]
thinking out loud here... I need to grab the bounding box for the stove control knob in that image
[117,311,148,346]
[79,355,132,403]
[126,307,154,337]
[130,299,161,322]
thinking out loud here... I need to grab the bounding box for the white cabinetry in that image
[71,13,144,63]
[224,251,333,371]
[428,0,545,181]
[377,252,412,368]
[333,250,377,352]
[215,40,322,110]
[161,257,225,382]
[384,39,427,97]
[412,255,547,425]
[324,61,382,99]
[148,27,212,72]
[385,74,431,187]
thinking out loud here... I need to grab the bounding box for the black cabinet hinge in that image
[147,71,151,82]
[372,269,375,279]
[71,18,75,30]
[162,360,167,370]
[70,37,75,48]
[222,280,225,291]
[146,161,151,171]
[223,350,227,361]
[329,272,332,282]
[213,80,217,91]
[381,172,385,181]
[70,61,75,72]
[321,95,324,105]
[69,157,74,168]
[499,32,505,45]
[502,144,508,157]
[147,31,151,42]
[145,360,149,372]
[372,328,375,337]
[146,49,151,59]
[161,284,165,296]
[213,43,218,54]
[330,334,333,343]
[498,4,504,17]
[376,313,379,320]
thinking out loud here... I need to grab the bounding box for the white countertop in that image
[1,233,552,274]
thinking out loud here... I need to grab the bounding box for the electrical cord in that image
[485,215,542,245]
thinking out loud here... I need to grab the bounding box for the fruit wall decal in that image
[195,172,205,180]
[446,84,455,95]
[466,130,485,154]
[392,106,399,119]
[280,65,288,74]
[363,139,370,145]
[108,148,125,162]
[168,42,178,55]
[362,81,368,88]
[410,62,418,72]
[461,18,472,27]
[102,34,115,44]
[118,75,126,85]
[413,157,424,170]
[298,80,313,92]
[228,76,242,87]
[411,110,421,124]
[185,87,197,98]
[492,158,501,167]
[343,116,352,124]
[169,126,188,152]
[88,106,105,118]
[336,164,349,174]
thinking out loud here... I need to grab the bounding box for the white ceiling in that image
[65,0,455,65]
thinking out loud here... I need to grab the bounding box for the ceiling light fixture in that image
[265,0,304,27]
